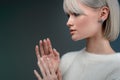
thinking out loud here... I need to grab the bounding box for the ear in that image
[98,6,109,21]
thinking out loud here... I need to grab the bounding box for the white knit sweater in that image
[60,48,120,80]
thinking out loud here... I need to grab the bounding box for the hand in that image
[35,38,60,72]
[34,57,59,80]
[37,38,53,56]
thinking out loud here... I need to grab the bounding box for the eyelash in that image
[66,13,80,18]
[66,14,70,18]
[72,13,80,17]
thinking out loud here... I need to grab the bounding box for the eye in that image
[72,13,80,17]
[66,13,70,18]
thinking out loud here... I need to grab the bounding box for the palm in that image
[35,38,60,72]
[35,38,62,80]
[48,50,60,72]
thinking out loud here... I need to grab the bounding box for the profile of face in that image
[65,1,109,41]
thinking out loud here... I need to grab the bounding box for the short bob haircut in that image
[63,0,120,41]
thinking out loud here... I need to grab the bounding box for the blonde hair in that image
[63,0,120,41]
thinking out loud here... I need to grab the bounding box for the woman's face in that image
[66,2,102,41]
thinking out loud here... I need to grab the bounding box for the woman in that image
[34,0,120,80]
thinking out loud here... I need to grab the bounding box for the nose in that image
[66,16,73,27]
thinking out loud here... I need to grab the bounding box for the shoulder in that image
[108,53,120,68]
[106,55,120,80]
[107,53,120,80]
[61,50,80,61]
[114,53,120,69]
[60,49,83,75]
[60,49,84,64]
[112,53,120,63]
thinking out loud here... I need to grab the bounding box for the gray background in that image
[0,0,120,80]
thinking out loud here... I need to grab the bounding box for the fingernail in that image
[36,45,38,48]
[43,39,46,42]
[47,38,49,40]
[40,40,42,43]
[53,48,56,51]
[46,38,49,42]
[39,40,42,45]
[34,70,36,73]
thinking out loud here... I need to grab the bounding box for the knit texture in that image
[60,48,120,80]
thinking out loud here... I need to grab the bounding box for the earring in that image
[98,19,104,24]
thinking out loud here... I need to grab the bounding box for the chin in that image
[71,36,85,41]
[72,38,78,41]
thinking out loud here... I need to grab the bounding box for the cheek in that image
[75,16,99,38]
[76,17,93,32]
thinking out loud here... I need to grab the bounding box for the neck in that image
[86,37,115,55]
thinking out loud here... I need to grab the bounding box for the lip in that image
[70,29,76,35]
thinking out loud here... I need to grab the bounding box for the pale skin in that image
[66,3,115,54]
[34,2,115,80]
[34,38,62,80]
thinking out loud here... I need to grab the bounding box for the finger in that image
[34,70,42,80]
[43,39,49,55]
[48,59,58,80]
[39,40,45,56]
[53,48,59,57]
[47,38,54,55]
[53,48,60,60]
[47,58,56,75]
[47,38,53,51]
[47,38,56,59]
[57,69,62,80]
[37,58,46,78]
[42,57,51,77]
[35,45,41,60]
